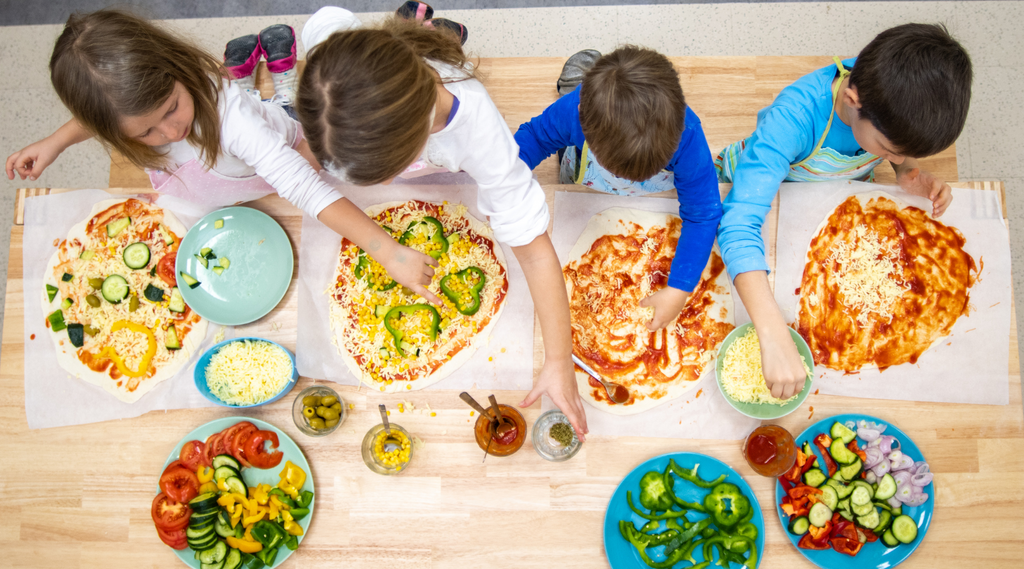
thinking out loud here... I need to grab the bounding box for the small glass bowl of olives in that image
[292,385,345,437]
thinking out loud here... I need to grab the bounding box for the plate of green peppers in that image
[604,452,764,569]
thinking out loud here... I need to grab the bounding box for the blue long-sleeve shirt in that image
[717,58,867,280]
[514,85,723,292]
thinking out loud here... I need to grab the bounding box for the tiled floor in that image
[2,1,1022,365]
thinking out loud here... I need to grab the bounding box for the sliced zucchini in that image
[168,288,185,313]
[61,272,73,282]
[143,283,165,302]
[165,324,181,350]
[122,242,150,269]
[46,284,59,303]
[100,275,129,303]
[66,323,84,348]
[808,502,832,528]
[179,271,201,289]
[47,309,66,332]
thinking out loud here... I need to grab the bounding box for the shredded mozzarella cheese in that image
[720,328,808,405]
[205,340,293,405]
[827,226,910,326]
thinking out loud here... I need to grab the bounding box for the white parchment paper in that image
[296,178,534,391]
[545,190,761,440]
[775,181,1011,405]
[23,191,222,429]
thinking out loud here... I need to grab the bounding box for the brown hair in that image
[297,16,474,185]
[579,46,685,181]
[50,9,227,169]
[850,23,972,158]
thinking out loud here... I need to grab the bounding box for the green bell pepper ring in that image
[298,490,314,509]
[384,304,441,357]
[626,490,688,520]
[702,482,751,529]
[353,251,397,291]
[662,465,707,512]
[619,521,712,569]
[251,520,285,549]
[288,507,309,521]
[399,216,448,260]
[439,266,486,315]
[702,535,757,569]
[669,459,729,489]
[724,522,759,554]
[639,470,675,511]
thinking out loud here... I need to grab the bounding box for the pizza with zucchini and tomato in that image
[329,200,508,392]
[41,198,207,403]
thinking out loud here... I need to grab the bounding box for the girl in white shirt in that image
[298,7,589,438]
[5,9,437,300]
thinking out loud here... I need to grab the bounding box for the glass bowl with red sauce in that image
[742,424,797,477]
[474,404,527,457]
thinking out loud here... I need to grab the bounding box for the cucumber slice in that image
[839,509,855,522]
[46,284,59,303]
[852,500,875,516]
[61,272,73,282]
[213,465,241,483]
[808,502,832,527]
[47,309,66,332]
[168,288,185,313]
[788,516,810,536]
[188,492,220,512]
[100,275,129,303]
[446,233,461,244]
[819,485,839,511]
[122,242,150,269]
[196,254,209,269]
[222,548,242,569]
[158,224,175,245]
[830,439,858,465]
[179,271,201,289]
[61,298,73,310]
[891,515,918,544]
[857,507,880,529]
[882,529,901,548]
[200,247,214,258]
[218,257,230,269]
[106,217,131,237]
[830,421,857,444]
[212,266,224,276]
[186,525,215,540]
[803,468,827,487]
[199,541,228,564]
[79,250,95,261]
[224,476,246,496]
[214,518,235,538]
[850,485,872,507]
[212,455,241,470]
[838,458,863,481]
[165,324,181,350]
[875,509,893,533]
[143,284,165,302]
[874,473,897,500]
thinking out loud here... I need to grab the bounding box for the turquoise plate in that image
[604,452,764,569]
[176,207,293,325]
[193,337,299,408]
[159,417,314,569]
[775,414,934,569]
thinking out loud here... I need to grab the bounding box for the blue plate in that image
[775,414,933,569]
[604,452,764,569]
[159,417,314,569]
[176,207,293,325]
[194,337,299,407]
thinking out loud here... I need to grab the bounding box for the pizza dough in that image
[41,198,208,403]
[564,207,735,415]
[795,191,977,371]
[329,200,508,392]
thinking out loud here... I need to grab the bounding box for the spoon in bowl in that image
[378,404,401,453]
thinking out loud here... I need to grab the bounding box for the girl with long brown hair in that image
[6,9,437,301]
[299,6,589,438]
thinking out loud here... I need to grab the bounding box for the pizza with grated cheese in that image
[41,198,207,403]
[564,208,734,415]
[795,191,977,372]
[329,200,508,392]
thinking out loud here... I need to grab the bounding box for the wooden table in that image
[1,181,1021,568]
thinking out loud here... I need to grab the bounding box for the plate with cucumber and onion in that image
[775,414,933,569]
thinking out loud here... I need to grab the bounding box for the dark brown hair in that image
[850,23,972,158]
[578,46,685,181]
[50,9,226,169]
[297,17,473,185]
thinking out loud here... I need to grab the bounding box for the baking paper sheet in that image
[545,190,761,440]
[22,191,222,429]
[774,181,1011,405]
[296,177,534,391]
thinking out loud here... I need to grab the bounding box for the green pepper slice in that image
[662,465,707,512]
[250,520,285,549]
[399,216,448,260]
[298,490,314,509]
[353,251,397,291]
[639,470,675,511]
[669,459,729,489]
[702,482,751,529]
[619,520,712,569]
[439,266,486,315]
[384,304,441,357]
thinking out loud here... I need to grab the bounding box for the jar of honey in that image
[743,424,797,477]
[474,404,527,456]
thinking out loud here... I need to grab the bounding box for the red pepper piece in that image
[799,534,831,550]
[861,528,879,543]
[847,440,868,462]
[831,537,863,556]
[788,486,824,500]
[780,476,795,492]
[814,434,838,477]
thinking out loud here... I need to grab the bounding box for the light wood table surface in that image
[2,181,1021,568]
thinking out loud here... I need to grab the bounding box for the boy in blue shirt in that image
[716,23,972,401]
[515,46,723,330]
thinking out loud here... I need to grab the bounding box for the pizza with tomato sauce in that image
[795,191,977,371]
[329,200,508,392]
[41,198,207,403]
[564,208,735,415]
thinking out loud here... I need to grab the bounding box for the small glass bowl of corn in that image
[361,423,414,475]
[292,384,345,437]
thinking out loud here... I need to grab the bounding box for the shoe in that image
[557,49,601,96]
[427,18,468,46]
[396,1,434,22]
[258,24,297,74]
[224,34,261,79]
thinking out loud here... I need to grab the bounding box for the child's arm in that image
[514,233,589,441]
[893,157,953,217]
[6,119,92,181]
[513,86,580,170]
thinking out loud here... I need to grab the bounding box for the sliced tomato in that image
[162,459,187,475]
[156,526,188,550]
[231,423,258,468]
[159,466,200,503]
[156,252,177,287]
[244,430,283,469]
[178,440,206,471]
[200,436,216,467]
[152,492,191,531]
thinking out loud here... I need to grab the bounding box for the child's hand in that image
[897,167,952,217]
[6,138,63,181]
[759,324,807,400]
[640,287,690,331]
[520,356,589,442]
[379,244,443,305]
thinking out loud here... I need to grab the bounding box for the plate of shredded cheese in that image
[715,323,814,420]
[195,337,298,407]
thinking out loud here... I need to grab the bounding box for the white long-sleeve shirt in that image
[302,6,549,247]
[155,79,343,218]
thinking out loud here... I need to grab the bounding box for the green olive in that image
[128,295,139,312]
[302,406,316,418]
[324,418,339,428]
[302,395,321,407]
[331,402,342,412]
[83,325,99,336]
[320,395,338,407]
[85,294,101,308]
[308,417,327,430]
[88,277,104,290]
[315,406,329,418]
[321,408,339,421]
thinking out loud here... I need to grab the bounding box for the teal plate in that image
[176,207,293,325]
[159,417,314,569]
[715,323,814,420]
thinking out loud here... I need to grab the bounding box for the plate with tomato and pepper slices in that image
[775,414,934,569]
[604,452,765,569]
[153,416,315,569]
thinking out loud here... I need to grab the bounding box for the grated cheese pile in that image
[827,226,910,326]
[205,340,292,405]
[720,327,808,405]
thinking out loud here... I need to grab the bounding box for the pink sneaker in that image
[224,34,261,79]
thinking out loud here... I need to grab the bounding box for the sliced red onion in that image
[892,470,912,487]
[900,492,930,507]
[845,420,856,430]
[911,472,933,487]
[864,447,884,468]
[857,419,887,434]
[874,436,896,454]
[871,461,891,477]
[887,496,903,509]
[864,471,878,484]
[858,428,882,442]
[912,461,930,475]
[895,484,916,502]
[856,529,867,544]
[892,455,915,471]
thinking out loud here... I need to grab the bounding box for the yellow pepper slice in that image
[226,536,263,553]
[243,509,267,527]
[230,509,243,528]
[283,520,304,536]
[278,461,306,490]
[199,482,218,495]
[100,321,156,377]
[197,466,214,483]
[281,510,293,522]
[217,478,229,492]
[252,484,270,506]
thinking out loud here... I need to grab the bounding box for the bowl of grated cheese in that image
[715,323,815,420]
[194,337,298,407]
